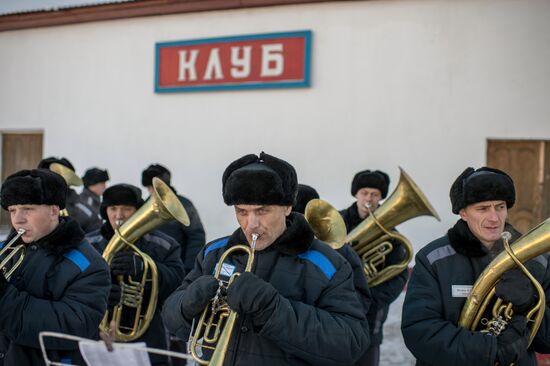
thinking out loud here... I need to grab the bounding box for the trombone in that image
[0,228,26,280]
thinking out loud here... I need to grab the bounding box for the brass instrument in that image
[49,162,83,216]
[346,167,440,286]
[459,218,550,347]
[304,199,347,249]
[0,229,26,280]
[190,233,258,366]
[100,177,190,342]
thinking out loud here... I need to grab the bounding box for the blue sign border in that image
[154,30,312,93]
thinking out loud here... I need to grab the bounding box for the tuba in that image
[100,177,190,342]
[49,163,83,217]
[189,234,257,366]
[459,218,550,346]
[0,229,26,280]
[304,198,347,249]
[346,167,440,286]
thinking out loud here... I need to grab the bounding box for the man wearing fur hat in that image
[339,169,408,366]
[0,169,111,366]
[162,152,369,365]
[76,167,110,233]
[38,157,93,232]
[85,183,184,365]
[141,164,205,274]
[402,167,550,365]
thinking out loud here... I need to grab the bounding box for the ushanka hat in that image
[82,168,110,187]
[1,169,67,210]
[222,152,298,206]
[351,170,390,198]
[293,184,320,214]
[37,156,75,171]
[142,164,171,187]
[100,183,144,220]
[450,167,515,214]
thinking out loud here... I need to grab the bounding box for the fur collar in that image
[6,217,84,256]
[228,212,313,256]
[100,222,115,241]
[448,219,521,257]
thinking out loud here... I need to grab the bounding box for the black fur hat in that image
[222,152,298,206]
[82,168,109,187]
[37,156,75,171]
[100,183,144,220]
[142,164,171,187]
[351,170,390,198]
[450,167,515,214]
[293,184,320,214]
[1,169,67,210]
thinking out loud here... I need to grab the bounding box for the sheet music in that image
[79,341,151,366]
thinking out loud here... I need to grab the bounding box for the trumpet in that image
[190,233,258,366]
[0,228,26,280]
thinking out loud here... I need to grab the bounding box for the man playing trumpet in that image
[162,152,369,365]
[0,169,111,366]
[402,167,550,365]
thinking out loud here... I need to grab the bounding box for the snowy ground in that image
[380,292,415,366]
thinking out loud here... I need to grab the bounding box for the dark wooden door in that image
[0,133,43,227]
[487,139,550,233]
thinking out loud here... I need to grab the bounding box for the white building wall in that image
[1,0,549,252]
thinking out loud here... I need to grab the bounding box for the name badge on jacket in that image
[452,285,472,298]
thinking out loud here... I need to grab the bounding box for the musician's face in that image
[234,204,292,251]
[8,204,60,243]
[88,182,107,196]
[106,205,137,229]
[355,187,382,219]
[460,200,507,248]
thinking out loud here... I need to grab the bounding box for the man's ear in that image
[51,205,60,217]
[284,205,292,216]
[459,208,467,221]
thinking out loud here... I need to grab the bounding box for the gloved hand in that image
[111,251,144,277]
[495,269,536,313]
[180,275,219,319]
[108,283,121,309]
[496,315,530,366]
[226,272,279,327]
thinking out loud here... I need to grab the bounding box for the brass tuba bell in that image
[100,177,190,342]
[49,163,83,217]
[346,167,440,286]
[459,218,550,346]
[304,198,347,249]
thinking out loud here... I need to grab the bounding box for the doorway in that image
[0,132,43,228]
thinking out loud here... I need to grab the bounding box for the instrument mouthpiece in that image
[501,231,512,242]
[251,233,259,250]
[16,228,26,235]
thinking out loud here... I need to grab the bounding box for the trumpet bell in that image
[49,162,82,187]
[305,199,347,249]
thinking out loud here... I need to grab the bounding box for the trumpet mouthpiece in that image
[501,231,512,242]
[17,228,26,235]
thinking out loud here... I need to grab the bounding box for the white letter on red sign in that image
[230,46,252,79]
[178,50,199,81]
[260,44,284,77]
[203,48,224,80]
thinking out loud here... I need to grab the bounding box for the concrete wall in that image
[1,0,549,252]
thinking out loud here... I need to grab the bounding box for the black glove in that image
[108,283,121,309]
[226,272,279,327]
[496,315,530,366]
[111,252,144,277]
[0,273,9,298]
[495,269,536,313]
[180,275,219,319]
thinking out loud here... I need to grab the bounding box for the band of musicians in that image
[0,152,549,366]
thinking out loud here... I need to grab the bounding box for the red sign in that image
[155,31,311,92]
